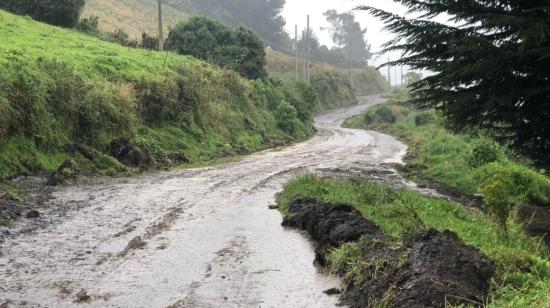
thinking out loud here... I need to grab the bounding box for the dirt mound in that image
[394,230,494,307]
[282,198,383,246]
[282,199,495,308]
[343,229,495,308]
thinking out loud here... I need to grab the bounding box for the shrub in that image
[0,0,85,28]
[375,106,396,123]
[76,16,99,33]
[467,138,505,168]
[414,111,437,126]
[141,32,159,50]
[165,17,267,80]
[475,162,550,227]
[275,100,299,134]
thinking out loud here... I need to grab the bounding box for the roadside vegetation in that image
[278,174,550,307]
[0,10,317,181]
[344,91,550,233]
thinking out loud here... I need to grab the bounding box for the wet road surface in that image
[0,95,406,307]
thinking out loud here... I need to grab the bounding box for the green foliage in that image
[0,0,85,28]
[140,32,159,50]
[467,138,505,168]
[275,100,299,134]
[277,174,550,307]
[413,111,436,126]
[360,1,550,165]
[165,17,267,80]
[0,10,316,179]
[76,15,99,33]
[174,0,293,53]
[375,106,396,123]
[475,163,550,223]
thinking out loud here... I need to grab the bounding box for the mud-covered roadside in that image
[281,198,495,307]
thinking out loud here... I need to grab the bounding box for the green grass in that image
[343,91,550,205]
[277,174,550,307]
[0,10,315,180]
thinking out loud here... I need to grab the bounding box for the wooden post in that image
[158,0,164,51]
[306,15,310,84]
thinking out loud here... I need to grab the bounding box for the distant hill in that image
[82,0,189,38]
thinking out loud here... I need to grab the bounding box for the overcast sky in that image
[282,0,408,67]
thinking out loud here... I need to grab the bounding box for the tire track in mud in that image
[0,95,407,307]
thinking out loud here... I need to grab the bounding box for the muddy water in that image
[0,95,406,308]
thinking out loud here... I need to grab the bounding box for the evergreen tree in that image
[0,0,85,28]
[359,0,550,164]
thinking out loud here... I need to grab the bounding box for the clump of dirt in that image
[282,198,383,246]
[75,289,91,303]
[282,198,495,308]
[343,230,495,308]
[282,198,383,266]
[119,236,147,257]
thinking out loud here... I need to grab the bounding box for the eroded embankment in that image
[282,198,495,307]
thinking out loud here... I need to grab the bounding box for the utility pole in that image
[295,24,298,82]
[158,0,164,51]
[349,45,353,87]
[306,15,310,84]
[387,57,391,87]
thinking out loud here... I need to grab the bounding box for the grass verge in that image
[277,174,550,307]
[343,91,550,219]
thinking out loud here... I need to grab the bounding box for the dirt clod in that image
[283,198,495,308]
[75,289,91,303]
[119,236,147,257]
[25,210,40,219]
[282,198,383,246]
[342,229,495,308]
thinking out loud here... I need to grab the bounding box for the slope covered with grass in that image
[82,0,190,38]
[0,10,316,180]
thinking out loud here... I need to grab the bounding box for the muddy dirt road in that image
[0,95,406,307]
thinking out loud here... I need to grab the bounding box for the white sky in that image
[282,0,408,67]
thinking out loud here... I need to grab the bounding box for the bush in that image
[467,138,505,168]
[76,16,99,33]
[141,32,159,50]
[275,100,299,134]
[375,106,396,123]
[475,162,550,227]
[0,0,85,28]
[165,17,267,80]
[414,111,437,126]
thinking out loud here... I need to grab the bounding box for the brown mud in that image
[283,198,495,308]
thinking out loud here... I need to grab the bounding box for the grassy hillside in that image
[82,0,189,38]
[0,10,315,180]
[266,49,389,102]
[82,0,388,107]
